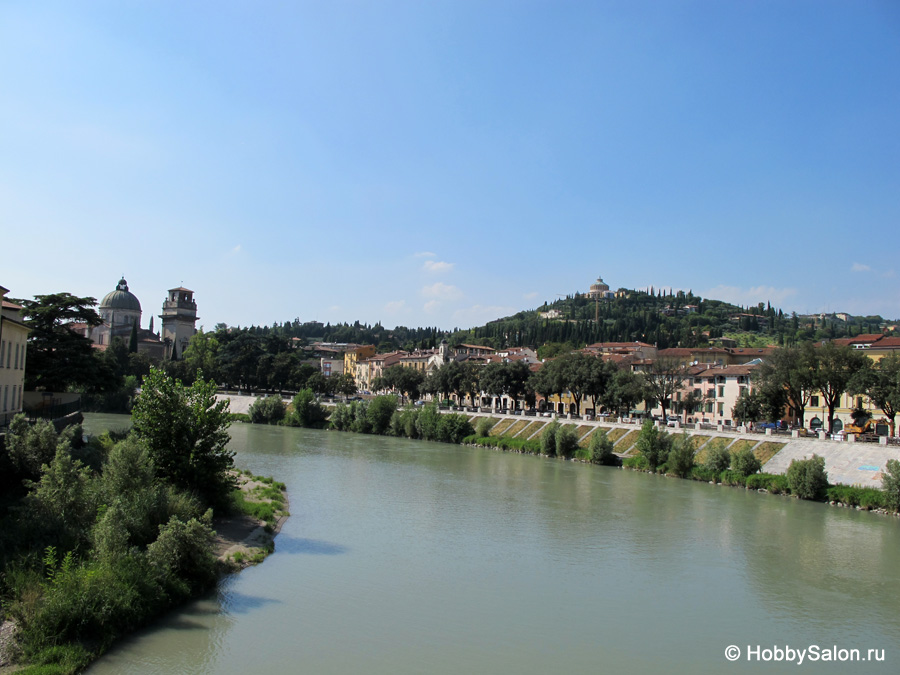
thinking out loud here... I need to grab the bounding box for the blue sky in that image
[2,1,898,330]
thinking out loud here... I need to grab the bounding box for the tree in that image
[131,368,235,509]
[754,344,817,426]
[730,447,761,478]
[813,342,869,434]
[642,358,686,420]
[602,369,645,417]
[286,389,329,428]
[667,433,696,478]
[732,390,763,424]
[367,395,398,435]
[635,419,671,471]
[882,459,900,511]
[786,455,828,500]
[588,429,617,465]
[851,354,900,437]
[555,425,579,459]
[16,292,112,392]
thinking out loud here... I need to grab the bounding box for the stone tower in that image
[160,287,198,359]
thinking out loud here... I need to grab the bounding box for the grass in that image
[505,420,530,437]
[728,439,757,455]
[517,421,543,438]
[607,428,629,443]
[489,419,514,436]
[230,471,288,528]
[753,441,786,466]
[615,429,641,454]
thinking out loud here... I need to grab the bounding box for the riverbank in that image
[0,468,289,674]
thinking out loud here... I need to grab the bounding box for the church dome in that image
[100,278,142,312]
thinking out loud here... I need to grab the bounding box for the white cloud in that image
[701,285,797,307]
[421,282,463,301]
[882,269,896,279]
[851,262,872,273]
[423,300,440,313]
[422,260,454,274]
[384,300,407,314]
[452,304,518,327]
[523,291,539,300]
[414,251,436,258]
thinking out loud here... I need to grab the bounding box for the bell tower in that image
[160,287,198,359]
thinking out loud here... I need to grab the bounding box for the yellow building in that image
[1,285,29,426]
[344,345,376,389]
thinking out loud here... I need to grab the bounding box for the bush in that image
[540,420,560,456]
[415,403,441,441]
[329,403,352,431]
[730,447,761,478]
[786,455,828,500]
[475,417,495,438]
[285,389,329,428]
[436,413,474,445]
[703,439,731,474]
[623,455,649,471]
[667,433,696,478]
[635,420,671,471]
[249,396,286,424]
[882,459,900,512]
[745,473,790,494]
[690,466,717,482]
[555,425,579,459]
[367,395,398,435]
[826,484,885,509]
[350,401,371,434]
[588,430,618,465]
[718,470,746,487]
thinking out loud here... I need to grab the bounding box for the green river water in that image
[82,414,899,674]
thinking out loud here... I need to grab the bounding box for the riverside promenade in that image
[216,393,900,488]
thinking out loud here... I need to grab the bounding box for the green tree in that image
[813,342,870,434]
[367,395,398,435]
[754,344,817,426]
[850,354,900,437]
[635,419,671,471]
[540,419,560,456]
[786,455,828,500]
[881,459,900,511]
[287,389,329,428]
[667,433,696,477]
[131,368,235,509]
[730,447,761,478]
[17,292,113,392]
[702,439,731,474]
[249,395,287,424]
[555,424,579,459]
[731,390,763,424]
[641,358,685,421]
[588,429,617,465]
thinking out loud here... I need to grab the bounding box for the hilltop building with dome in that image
[89,278,198,359]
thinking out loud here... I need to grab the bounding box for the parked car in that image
[666,415,679,427]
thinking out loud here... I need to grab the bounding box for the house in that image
[1,285,29,426]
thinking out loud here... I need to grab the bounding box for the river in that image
[83,414,899,673]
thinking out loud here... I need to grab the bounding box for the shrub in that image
[540,420,560,456]
[882,459,900,512]
[730,447,761,478]
[718,470,746,487]
[436,413,474,445]
[745,473,790,494]
[588,430,618,465]
[667,433,696,478]
[786,455,828,500]
[415,403,441,441]
[350,401,371,434]
[329,403,352,431]
[623,455,649,471]
[555,425,579,459]
[367,395,398,435]
[6,415,63,481]
[703,439,731,474]
[249,396,286,424]
[286,389,329,428]
[690,466,717,482]
[635,420,671,471]
[146,514,218,598]
[475,417,495,438]
[827,484,885,509]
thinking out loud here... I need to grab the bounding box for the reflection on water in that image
[86,416,900,674]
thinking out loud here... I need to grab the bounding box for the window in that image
[718,402,724,416]
[718,386,725,398]
[705,402,713,413]
[14,343,19,369]
[810,395,819,407]
[707,388,714,398]
[0,340,4,368]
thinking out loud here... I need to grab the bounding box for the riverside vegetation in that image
[0,369,285,674]
[250,391,900,514]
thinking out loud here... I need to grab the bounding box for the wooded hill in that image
[242,289,892,353]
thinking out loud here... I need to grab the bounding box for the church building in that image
[90,278,198,360]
